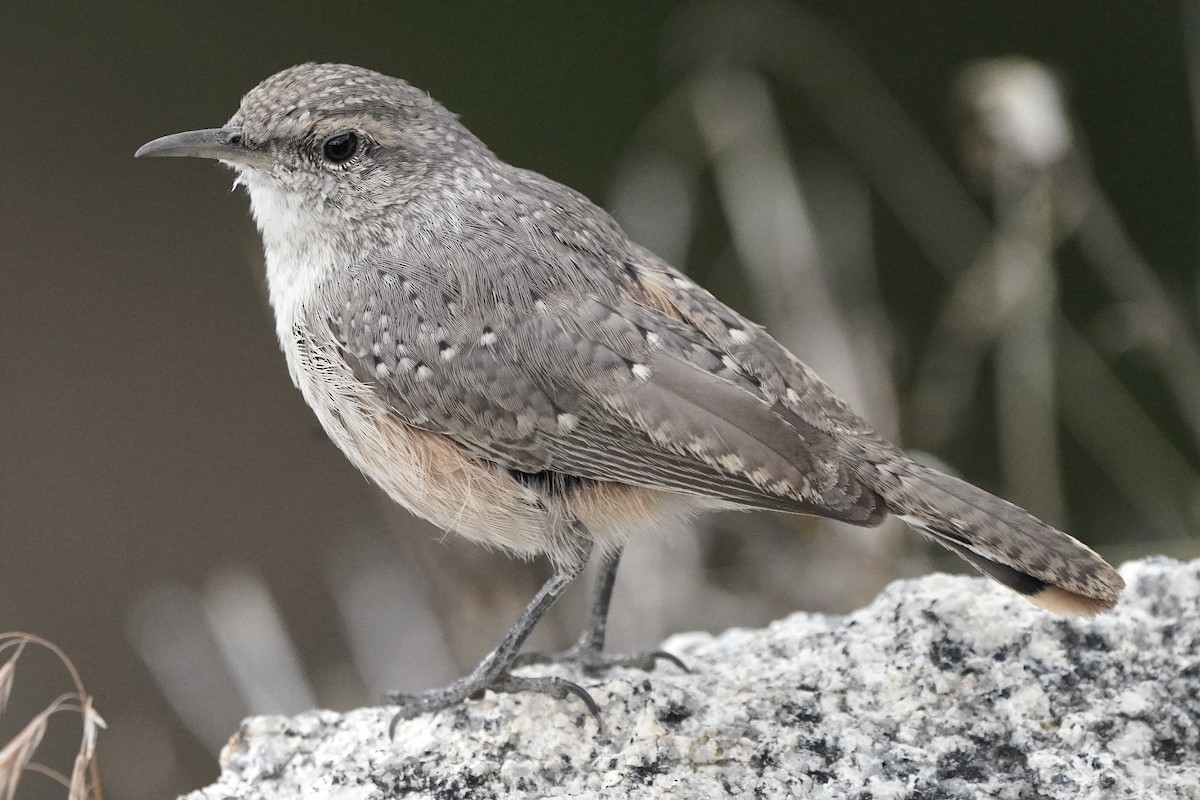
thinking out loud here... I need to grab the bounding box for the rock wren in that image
[137,63,1123,722]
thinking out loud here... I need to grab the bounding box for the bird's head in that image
[137,63,482,258]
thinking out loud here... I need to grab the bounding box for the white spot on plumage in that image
[631,363,652,381]
[729,327,749,343]
[440,345,457,361]
[717,453,746,473]
[556,413,579,433]
[480,330,497,347]
[415,364,433,381]
[374,361,391,378]
[748,468,774,489]
[645,331,661,346]
[722,355,739,373]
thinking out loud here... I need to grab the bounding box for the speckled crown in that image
[226,63,447,135]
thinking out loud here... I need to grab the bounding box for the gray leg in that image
[574,546,623,655]
[387,548,597,733]
[515,547,688,673]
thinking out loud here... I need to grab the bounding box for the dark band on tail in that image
[935,534,1048,597]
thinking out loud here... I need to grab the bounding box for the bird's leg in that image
[514,546,688,674]
[387,544,598,731]
[572,545,623,656]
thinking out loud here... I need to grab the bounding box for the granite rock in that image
[183,557,1200,799]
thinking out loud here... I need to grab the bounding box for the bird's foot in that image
[386,669,601,735]
[513,641,689,675]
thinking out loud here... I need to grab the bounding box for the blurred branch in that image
[1057,320,1197,537]
[954,60,1072,523]
[202,567,317,715]
[992,175,1066,524]
[665,0,991,276]
[1063,163,1200,446]
[1183,0,1200,176]
[324,530,457,699]
[375,505,565,675]
[912,57,1200,537]
[128,584,251,752]
[689,67,894,425]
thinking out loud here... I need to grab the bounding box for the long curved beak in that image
[135,128,270,168]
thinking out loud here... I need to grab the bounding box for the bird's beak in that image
[135,128,271,168]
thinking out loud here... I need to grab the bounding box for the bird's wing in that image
[617,244,879,438]
[315,248,883,525]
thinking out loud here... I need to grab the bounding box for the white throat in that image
[239,173,344,337]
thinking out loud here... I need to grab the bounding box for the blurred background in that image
[2,0,1198,797]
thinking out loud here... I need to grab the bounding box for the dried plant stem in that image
[0,633,104,800]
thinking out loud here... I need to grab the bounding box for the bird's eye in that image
[322,132,359,164]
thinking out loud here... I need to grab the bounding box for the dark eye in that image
[322,132,359,163]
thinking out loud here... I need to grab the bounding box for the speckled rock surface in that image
[184,557,1199,799]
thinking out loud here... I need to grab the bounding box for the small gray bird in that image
[137,63,1123,722]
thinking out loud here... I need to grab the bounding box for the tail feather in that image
[872,460,1124,615]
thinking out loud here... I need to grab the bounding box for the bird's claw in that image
[386,670,602,736]
[513,645,689,675]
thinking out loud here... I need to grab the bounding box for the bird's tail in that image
[869,459,1124,615]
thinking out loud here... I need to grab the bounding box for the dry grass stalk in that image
[0,640,25,717]
[0,633,104,800]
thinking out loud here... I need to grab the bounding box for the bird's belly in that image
[287,330,694,565]
[283,336,548,557]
